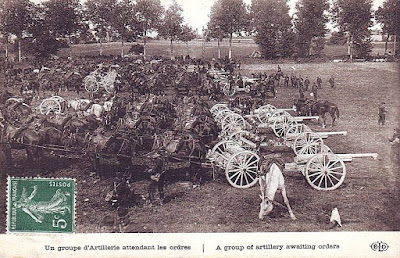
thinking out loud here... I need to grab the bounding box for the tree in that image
[134,0,164,59]
[112,0,137,57]
[332,0,373,60]
[251,0,293,59]
[294,0,329,57]
[43,0,82,41]
[85,0,121,55]
[26,5,62,59]
[207,0,248,59]
[0,0,34,62]
[179,24,196,59]
[375,0,398,54]
[158,0,184,60]
[207,0,227,59]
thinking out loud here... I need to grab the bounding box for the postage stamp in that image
[6,177,75,233]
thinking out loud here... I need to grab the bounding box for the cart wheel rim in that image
[293,132,323,155]
[272,114,297,138]
[305,153,346,191]
[226,150,259,189]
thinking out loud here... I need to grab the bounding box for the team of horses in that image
[294,98,340,128]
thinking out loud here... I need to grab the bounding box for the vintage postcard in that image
[0,0,399,256]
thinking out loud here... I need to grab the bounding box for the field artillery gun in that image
[207,139,260,189]
[285,142,378,191]
[84,69,117,94]
[39,96,65,115]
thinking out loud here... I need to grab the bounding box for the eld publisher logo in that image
[370,241,389,252]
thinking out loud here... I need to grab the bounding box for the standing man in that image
[378,102,387,126]
[284,74,289,87]
[317,76,322,88]
[329,75,335,88]
[311,83,318,101]
[304,77,310,91]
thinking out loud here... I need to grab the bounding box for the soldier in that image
[378,102,387,126]
[317,76,322,88]
[329,75,335,88]
[311,83,318,101]
[299,87,305,99]
[291,75,297,88]
[284,74,289,87]
[304,77,310,91]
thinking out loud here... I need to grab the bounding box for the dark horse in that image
[311,100,340,127]
[149,131,207,203]
[0,120,42,167]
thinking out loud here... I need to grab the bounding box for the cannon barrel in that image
[295,152,378,163]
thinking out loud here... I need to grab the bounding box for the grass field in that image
[53,39,397,60]
[0,60,399,233]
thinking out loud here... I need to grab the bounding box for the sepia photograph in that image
[0,0,399,252]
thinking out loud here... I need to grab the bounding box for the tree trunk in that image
[18,39,22,62]
[228,33,232,60]
[5,41,8,59]
[143,30,147,60]
[170,38,174,60]
[99,38,103,56]
[384,33,390,54]
[121,40,124,57]
[349,33,353,62]
[186,42,189,59]
[217,38,221,59]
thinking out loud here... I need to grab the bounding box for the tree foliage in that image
[158,0,184,59]
[332,0,373,58]
[134,0,164,58]
[43,0,82,39]
[251,0,293,59]
[294,0,328,56]
[207,0,248,59]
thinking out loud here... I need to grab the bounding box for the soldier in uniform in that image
[317,76,322,88]
[311,82,318,101]
[378,102,387,126]
[329,75,335,88]
[284,74,289,87]
[304,77,310,91]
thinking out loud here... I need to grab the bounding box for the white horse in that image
[259,160,296,220]
[85,103,104,120]
[67,99,91,111]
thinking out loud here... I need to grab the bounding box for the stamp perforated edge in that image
[6,176,76,234]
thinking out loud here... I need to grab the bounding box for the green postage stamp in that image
[7,177,75,233]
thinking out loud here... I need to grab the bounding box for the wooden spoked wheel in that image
[215,109,233,123]
[209,140,237,169]
[256,104,277,124]
[305,153,346,191]
[222,83,235,96]
[84,76,99,92]
[221,113,246,138]
[225,150,259,189]
[293,132,323,155]
[272,114,297,138]
[284,124,310,140]
[210,104,229,117]
[39,98,62,115]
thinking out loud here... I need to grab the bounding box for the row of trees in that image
[0,0,196,61]
[0,0,398,61]
[207,0,399,59]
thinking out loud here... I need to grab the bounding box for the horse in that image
[258,157,296,220]
[311,100,340,127]
[0,120,42,167]
[149,131,207,203]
